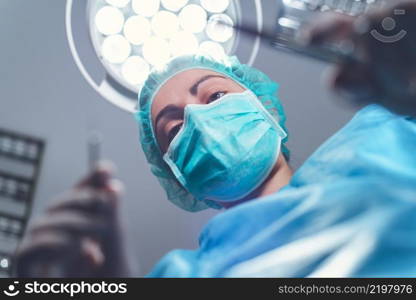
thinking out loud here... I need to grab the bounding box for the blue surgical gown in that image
[147,104,416,277]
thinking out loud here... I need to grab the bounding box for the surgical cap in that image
[135,55,289,212]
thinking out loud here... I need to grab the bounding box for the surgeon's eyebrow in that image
[189,75,226,96]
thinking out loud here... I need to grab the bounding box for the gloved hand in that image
[14,162,130,277]
[303,0,416,116]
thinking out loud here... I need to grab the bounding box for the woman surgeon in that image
[15,1,416,277]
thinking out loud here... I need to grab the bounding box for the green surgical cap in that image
[135,54,289,212]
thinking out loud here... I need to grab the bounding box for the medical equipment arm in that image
[304,0,416,116]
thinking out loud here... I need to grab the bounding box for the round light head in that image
[102,34,131,63]
[161,0,188,12]
[81,0,250,111]
[132,0,160,17]
[121,56,150,85]
[142,36,171,68]
[95,6,124,35]
[199,41,226,61]
[123,15,151,45]
[200,0,230,13]
[170,31,199,56]
[178,4,207,33]
[151,10,179,38]
[206,14,234,43]
[105,0,130,8]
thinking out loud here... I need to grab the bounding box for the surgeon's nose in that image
[178,95,205,110]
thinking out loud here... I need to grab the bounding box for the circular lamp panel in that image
[66,0,263,112]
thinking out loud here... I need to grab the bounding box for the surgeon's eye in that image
[208,91,226,103]
[167,123,183,144]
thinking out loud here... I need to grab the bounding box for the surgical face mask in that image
[163,90,287,203]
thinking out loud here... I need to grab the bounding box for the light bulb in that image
[143,36,171,67]
[132,0,160,17]
[95,6,125,35]
[206,14,234,43]
[199,41,226,60]
[170,31,199,56]
[102,34,131,64]
[121,56,150,86]
[123,15,151,45]
[179,4,207,33]
[151,10,179,38]
[161,0,189,12]
[200,0,230,13]
[105,0,130,8]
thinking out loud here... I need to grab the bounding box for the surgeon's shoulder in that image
[300,175,416,209]
[350,104,397,124]
[276,175,416,227]
[354,103,416,124]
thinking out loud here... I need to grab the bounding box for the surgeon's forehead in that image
[156,68,230,95]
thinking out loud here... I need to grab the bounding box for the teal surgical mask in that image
[163,90,287,203]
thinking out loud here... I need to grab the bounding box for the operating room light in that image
[105,0,130,8]
[178,4,207,33]
[89,0,238,91]
[142,36,171,67]
[102,34,131,63]
[123,15,151,45]
[200,0,230,13]
[132,0,160,17]
[206,14,234,43]
[95,6,124,35]
[121,56,150,85]
[162,0,188,12]
[199,41,226,61]
[151,10,179,38]
[67,0,267,112]
[161,0,189,12]
[170,31,199,56]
